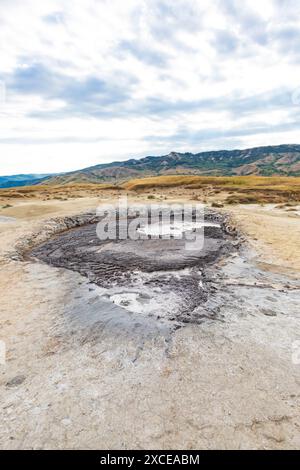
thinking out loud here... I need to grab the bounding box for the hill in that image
[45,144,300,185]
[0,173,54,189]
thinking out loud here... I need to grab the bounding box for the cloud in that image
[7,61,135,118]
[0,0,300,175]
[145,0,203,43]
[9,63,60,95]
[211,30,239,55]
[43,11,66,24]
[118,40,170,67]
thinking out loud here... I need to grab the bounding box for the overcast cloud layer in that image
[1,0,300,175]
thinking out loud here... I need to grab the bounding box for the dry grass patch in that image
[123,175,300,204]
[124,174,300,190]
[0,183,124,200]
[1,176,300,205]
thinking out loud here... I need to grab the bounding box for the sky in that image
[1,0,300,176]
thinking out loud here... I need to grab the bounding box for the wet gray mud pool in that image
[29,209,300,340]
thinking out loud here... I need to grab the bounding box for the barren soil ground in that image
[0,192,300,449]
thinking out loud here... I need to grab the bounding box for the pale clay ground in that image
[0,193,300,449]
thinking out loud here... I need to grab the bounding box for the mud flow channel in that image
[30,209,238,327]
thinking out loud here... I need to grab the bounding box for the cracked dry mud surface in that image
[0,201,300,449]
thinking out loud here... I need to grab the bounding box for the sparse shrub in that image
[226,194,267,204]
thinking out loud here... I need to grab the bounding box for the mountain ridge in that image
[0,173,55,189]
[1,144,300,188]
[45,144,300,185]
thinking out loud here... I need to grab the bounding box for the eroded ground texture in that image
[0,200,300,449]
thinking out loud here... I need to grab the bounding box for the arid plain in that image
[0,177,300,449]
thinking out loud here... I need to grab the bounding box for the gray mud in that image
[29,209,300,336]
[30,210,238,327]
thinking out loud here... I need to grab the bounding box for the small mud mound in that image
[30,209,239,326]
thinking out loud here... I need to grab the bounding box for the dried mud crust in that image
[27,209,241,326]
[10,212,100,261]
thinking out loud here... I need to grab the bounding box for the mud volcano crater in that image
[31,209,238,325]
